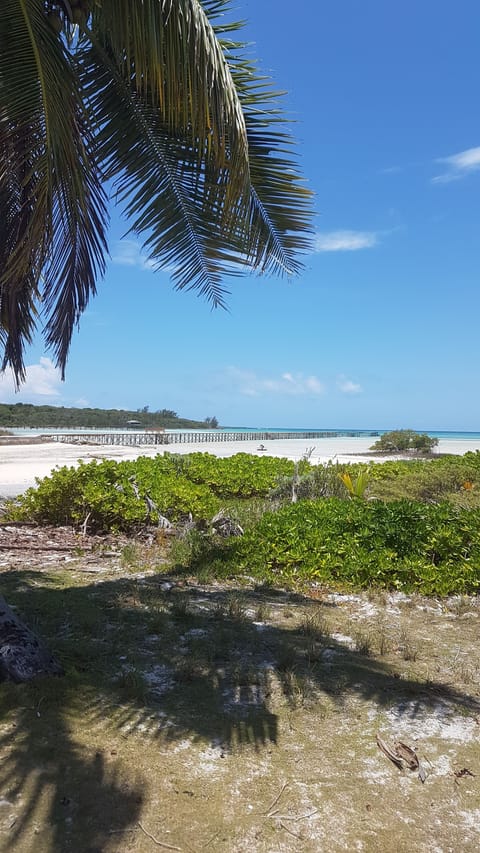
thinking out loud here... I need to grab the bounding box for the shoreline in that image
[2,435,480,499]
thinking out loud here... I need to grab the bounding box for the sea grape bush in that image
[8,449,480,595]
[10,458,219,531]
[8,453,304,532]
[167,452,298,497]
[222,499,480,595]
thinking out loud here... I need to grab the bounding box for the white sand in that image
[1,436,480,498]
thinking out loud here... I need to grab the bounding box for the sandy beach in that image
[2,435,480,498]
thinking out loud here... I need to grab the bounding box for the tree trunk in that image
[0,595,64,683]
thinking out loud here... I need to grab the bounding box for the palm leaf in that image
[80,39,237,306]
[0,0,108,379]
[81,2,313,299]
[91,0,250,187]
[0,1,313,381]
[218,44,314,275]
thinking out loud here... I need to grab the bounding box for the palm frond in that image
[82,2,313,297]
[218,47,315,276]
[80,40,236,306]
[91,0,250,190]
[0,1,314,382]
[0,0,108,380]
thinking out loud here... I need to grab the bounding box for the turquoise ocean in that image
[8,427,480,440]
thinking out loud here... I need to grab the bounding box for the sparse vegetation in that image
[0,529,479,852]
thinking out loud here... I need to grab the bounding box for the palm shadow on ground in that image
[1,568,479,851]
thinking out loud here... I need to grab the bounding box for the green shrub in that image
[172,452,298,497]
[370,429,438,455]
[9,457,219,532]
[369,453,480,505]
[6,452,303,532]
[205,499,480,595]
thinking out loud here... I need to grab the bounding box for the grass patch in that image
[1,555,480,852]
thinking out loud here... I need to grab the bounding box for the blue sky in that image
[1,0,479,429]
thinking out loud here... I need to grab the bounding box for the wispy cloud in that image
[378,165,402,175]
[0,358,62,403]
[111,239,156,270]
[337,375,362,394]
[432,146,480,184]
[226,368,326,397]
[314,230,379,252]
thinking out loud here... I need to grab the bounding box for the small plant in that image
[282,607,295,619]
[255,601,271,622]
[403,642,420,662]
[366,588,388,605]
[298,609,330,640]
[275,642,298,673]
[147,610,170,634]
[281,669,315,708]
[339,469,370,499]
[375,622,392,656]
[457,661,478,685]
[121,543,143,570]
[117,667,147,701]
[226,593,248,621]
[212,600,227,619]
[281,669,302,706]
[448,595,474,616]
[353,629,373,656]
[170,593,192,619]
[398,629,421,662]
[176,654,205,683]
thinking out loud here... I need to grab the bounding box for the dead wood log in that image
[0,595,64,683]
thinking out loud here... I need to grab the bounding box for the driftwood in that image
[211,511,244,538]
[376,733,426,783]
[0,595,64,683]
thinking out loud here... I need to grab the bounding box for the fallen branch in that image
[376,734,403,769]
[276,810,318,822]
[279,821,303,841]
[137,821,182,850]
[0,544,92,552]
[264,782,288,816]
[81,512,92,536]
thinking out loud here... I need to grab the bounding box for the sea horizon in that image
[8,426,480,441]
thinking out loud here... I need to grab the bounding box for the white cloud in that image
[111,239,156,271]
[226,368,326,397]
[432,146,480,184]
[0,358,62,402]
[337,375,362,394]
[314,230,378,252]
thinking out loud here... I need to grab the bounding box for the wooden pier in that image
[44,430,375,447]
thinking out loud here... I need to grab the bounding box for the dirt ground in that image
[0,524,479,852]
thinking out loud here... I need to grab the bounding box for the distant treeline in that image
[0,403,218,430]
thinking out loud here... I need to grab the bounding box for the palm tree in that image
[0,0,313,384]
